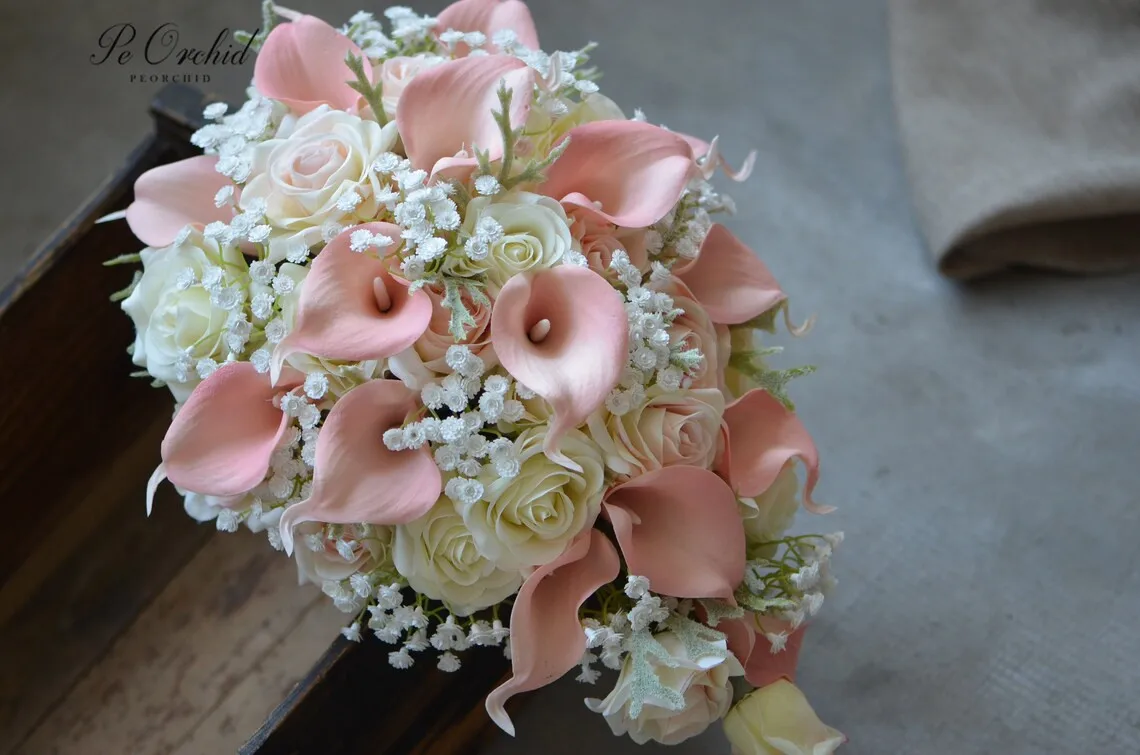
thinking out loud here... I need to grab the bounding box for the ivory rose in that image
[586,629,744,745]
[376,54,447,117]
[526,93,625,159]
[464,427,605,569]
[446,191,577,294]
[121,229,249,402]
[739,463,801,551]
[240,108,400,261]
[294,521,394,587]
[587,387,725,479]
[393,494,522,616]
[723,680,844,755]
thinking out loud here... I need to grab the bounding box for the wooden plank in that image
[242,634,511,755]
[13,530,346,755]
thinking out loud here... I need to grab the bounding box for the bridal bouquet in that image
[113,1,844,750]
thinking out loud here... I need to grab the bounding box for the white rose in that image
[723,680,844,755]
[375,54,446,117]
[446,191,577,294]
[739,463,800,553]
[463,427,605,569]
[241,108,400,261]
[526,93,625,157]
[295,522,395,586]
[121,229,248,402]
[394,495,522,616]
[587,387,725,479]
[586,629,745,745]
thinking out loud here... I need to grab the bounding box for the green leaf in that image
[698,600,745,628]
[442,278,477,341]
[103,253,141,267]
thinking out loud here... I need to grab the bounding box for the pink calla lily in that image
[437,0,539,53]
[675,224,785,325]
[160,362,301,500]
[679,133,757,182]
[397,54,534,176]
[722,616,806,688]
[721,388,830,513]
[271,223,432,384]
[126,155,234,248]
[603,465,745,600]
[486,528,619,735]
[490,265,627,472]
[538,121,696,229]
[253,15,368,114]
[279,379,441,554]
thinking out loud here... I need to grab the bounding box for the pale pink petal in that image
[279,379,441,554]
[126,156,233,247]
[603,466,745,600]
[253,15,367,114]
[679,133,756,182]
[272,223,432,381]
[397,55,534,175]
[675,224,786,325]
[161,363,294,497]
[723,616,806,688]
[722,388,830,513]
[437,0,540,52]
[539,121,695,228]
[490,266,627,471]
[486,529,619,735]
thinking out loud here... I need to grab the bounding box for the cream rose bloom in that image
[121,229,248,402]
[376,54,446,117]
[723,680,844,755]
[295,522,394,587]
[587,387,725,479]
[394,495,522,616]
[241,107,400,261]
[739,463,801,553]
[526,93,625,158]
[586,630,744,745]
[446,192,577,294]
[463,427,605,569]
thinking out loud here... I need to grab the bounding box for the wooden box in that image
[0,85,509,755]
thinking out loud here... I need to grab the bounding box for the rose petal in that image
[486,529,619,735]
[126,156,233,247]
[278,379,441,554]
[161,363,296,497]
[722,389,830,513]
[491,266,627,471]
[271,223,432,383]
[437,0,540,52]
[253,15,367,114]
[723,617,806,688]
[603,466,745,600]
[675,224,785,325]
[539,121,695,229]
[397,55,534,175]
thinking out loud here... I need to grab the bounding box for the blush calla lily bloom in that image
[396,54,534,177]
[437,0,539,53]
[271,223,432,384]
[486,528,619,735]
[490,265,627,472]
[126,155,235,248]
[721,616,807,688]
[539,121,696,229]
[721,388,831,514]
[253,15,368,115]
[675,224,785,325]
[679,133,757,182]
[157,362,301,508]
[279,379,441,554]
[603,465,745,600]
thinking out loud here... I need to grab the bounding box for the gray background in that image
[4,0,1139,752]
